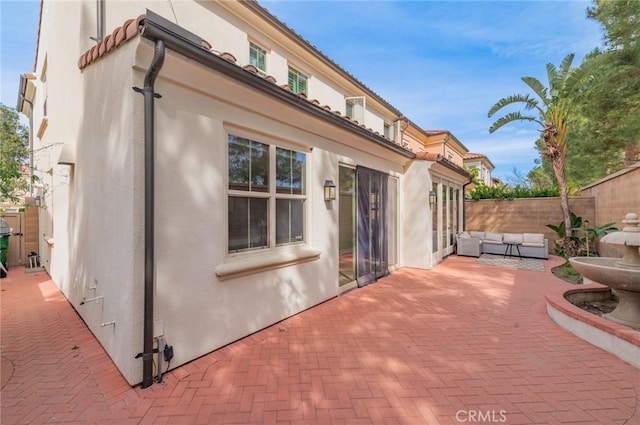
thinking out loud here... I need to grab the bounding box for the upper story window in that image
[288,67,308,96]
[345,96,365,123]
[228,134,307,252]
[249,42,267,73]
[384,122,397,141]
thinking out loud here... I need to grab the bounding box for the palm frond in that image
[561,54,606,99]
[521,77,549,106]
[488,94,539,118]
[489,111,543,133]
[546,62,558,89]
[557,53,575,81]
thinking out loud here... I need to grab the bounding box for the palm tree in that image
[488,53,601,252]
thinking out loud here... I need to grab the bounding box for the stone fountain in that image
[570,213,640,329]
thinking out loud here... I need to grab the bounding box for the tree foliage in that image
[0,104,29,203]
[531,0,640,188]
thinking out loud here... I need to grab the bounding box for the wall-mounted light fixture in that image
[429,190,437,206]
[324,180,336,201]
[35,195,42,207]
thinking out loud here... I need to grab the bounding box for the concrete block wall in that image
[578,166,639,230]
[464,197,596,245]
[578,165,639,257]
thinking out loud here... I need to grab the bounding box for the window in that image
[228,134,306,252]
[249,42,267,72]
[384,122,397,141]
[345,96,365,123]
[288,67,308,96]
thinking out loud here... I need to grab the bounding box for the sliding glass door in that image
[356,167,388,286]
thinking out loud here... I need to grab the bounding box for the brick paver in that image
[1,256,639,424]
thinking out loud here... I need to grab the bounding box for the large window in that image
[288,67,308,96]
[228,134,306,252]
[249,42,267,72]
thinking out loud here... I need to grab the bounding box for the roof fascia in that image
[139,10,415,159]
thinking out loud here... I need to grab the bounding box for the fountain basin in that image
[569,257,640,329]
[546,286,640,369]
[570,257,640,292]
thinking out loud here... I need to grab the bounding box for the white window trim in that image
[219,128,318,279]
[248,40,269,74]
[287,65,309,96]
[345,96,366,123]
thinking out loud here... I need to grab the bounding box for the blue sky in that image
[1,1,604,181]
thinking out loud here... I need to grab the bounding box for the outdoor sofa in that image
[456,231,548,259]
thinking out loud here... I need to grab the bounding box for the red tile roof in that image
[464,152,487,160]
[78,15,145,70]
[463,152,495,170]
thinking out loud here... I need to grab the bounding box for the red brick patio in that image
[1,256,639,424]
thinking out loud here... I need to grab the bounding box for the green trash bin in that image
[0,219,10,278]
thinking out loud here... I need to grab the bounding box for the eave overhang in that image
[415,152,472,181]
[139,10,415,159]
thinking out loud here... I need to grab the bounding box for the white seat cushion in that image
[484,232,503,243]
[469,231,485,239]
[523,233,545,245]
[503,233,523,244]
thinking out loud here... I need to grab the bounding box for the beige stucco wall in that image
[464,197,596,245]
[402,161,432,269]
[578,166,640,229]
[578,166,640,256]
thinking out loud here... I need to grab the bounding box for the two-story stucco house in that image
[17,0,469,386]
[463,152,495,187]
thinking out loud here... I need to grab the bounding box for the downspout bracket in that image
[132,86,162,98]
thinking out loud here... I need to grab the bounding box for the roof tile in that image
[79,14,145,70]
[201,39,212,50]
[243,64,259,74]
[219,52,236,63]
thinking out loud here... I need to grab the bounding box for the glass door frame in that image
[432,177,463,263]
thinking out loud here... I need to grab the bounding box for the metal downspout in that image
[135,39,165,389]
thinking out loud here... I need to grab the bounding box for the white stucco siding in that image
[139,42,409,375]
[69,43,144,384]
[401,161,433,269]
[28,0,143,385]
[31,0,417,386]
[34,2,143,383]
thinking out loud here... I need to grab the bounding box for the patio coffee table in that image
[504,242,522,260]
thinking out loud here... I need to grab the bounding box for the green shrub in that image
[468,184,559,200]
